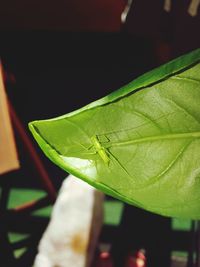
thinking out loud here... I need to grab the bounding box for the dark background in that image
[0,0,199,188]
[0,0,199,266]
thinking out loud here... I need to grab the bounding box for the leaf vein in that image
[105,132,200,147]
[138,140,191,189]
[164,97,200,125]
[171,75,200,85]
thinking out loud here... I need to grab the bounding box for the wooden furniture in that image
[0,64,57,266]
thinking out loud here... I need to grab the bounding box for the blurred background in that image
[0,0,200,266]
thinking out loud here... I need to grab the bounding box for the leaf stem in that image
[105,131,200,148]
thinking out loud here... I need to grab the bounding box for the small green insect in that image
[91,135,110,165]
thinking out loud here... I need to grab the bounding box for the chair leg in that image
[195,221,200,267]
[8,100,57,202]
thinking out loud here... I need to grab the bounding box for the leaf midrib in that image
[105,131,200,148]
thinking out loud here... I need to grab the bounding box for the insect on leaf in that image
[29,48,200,219]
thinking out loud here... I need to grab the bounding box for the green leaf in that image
[14,247,27,258]
[8,232,30,243]
[8,188,46,209]
[104,200,124,226]
[29,48,200,219]
[172,218,192,231]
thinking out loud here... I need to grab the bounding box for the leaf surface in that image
[29,48,200,219]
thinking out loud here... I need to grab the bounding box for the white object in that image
[34,175,104,267]
[188,0,200,16]
[164,0,200,16]
[121,0,133,23]
[164,0,171,12]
